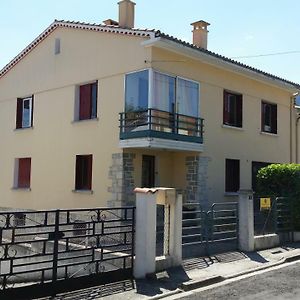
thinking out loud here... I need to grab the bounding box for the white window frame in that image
[22,97,33,128]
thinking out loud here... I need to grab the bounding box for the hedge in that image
[256,163,300,230]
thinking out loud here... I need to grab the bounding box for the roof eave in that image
[142,37,300,94]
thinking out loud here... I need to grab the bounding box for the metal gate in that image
[0,207,135,299]
[182,202,239,258]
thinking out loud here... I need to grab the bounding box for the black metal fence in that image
[0,207,135,299]
[254,196,293,236]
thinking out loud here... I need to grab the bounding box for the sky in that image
[1,0,300,83]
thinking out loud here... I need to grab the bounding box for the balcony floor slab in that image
[119,137,204,152]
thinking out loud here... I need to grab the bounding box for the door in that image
[142,155,155,188]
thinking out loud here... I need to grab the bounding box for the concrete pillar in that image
[168,193,182,266]
[238,189,254,252]
[134,190,156,278]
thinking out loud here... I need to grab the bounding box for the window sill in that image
[72,189,94,194]
[222,124,244,131]
[14,126,34,131]
[72,117,99,124]
[260,131,278,137]
[11,187,31,191]
[224,192,239,197]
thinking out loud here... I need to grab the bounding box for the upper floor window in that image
[124,69,199,117]
[16,96,33,129]
[125,70,149,112]
[78,82,97,120]
[261,101,277,134]
[223,90,242,128]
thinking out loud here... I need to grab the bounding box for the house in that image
[0,0,299,211]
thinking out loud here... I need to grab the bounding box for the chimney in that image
[118,0,136,29]
[191,20,210,49]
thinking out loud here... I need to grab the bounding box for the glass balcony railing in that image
[119,109,204,143]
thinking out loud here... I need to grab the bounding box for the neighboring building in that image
[0,0,299,210]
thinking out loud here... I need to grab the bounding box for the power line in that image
[230,50,300,59]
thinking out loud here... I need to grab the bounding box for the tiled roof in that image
[155,31,300,90]
[0,20,156,79]
[0,19,299,90]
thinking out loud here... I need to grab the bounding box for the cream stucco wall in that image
[0,27,151,209]
[150,47,295,204]
[0,26,298,210]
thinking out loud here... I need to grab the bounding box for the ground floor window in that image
[75,154,93,190]
[225,159,240,192]
[15,157,31,188]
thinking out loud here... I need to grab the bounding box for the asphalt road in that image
[180,261,300,300]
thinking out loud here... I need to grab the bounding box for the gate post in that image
[133,189,157,278]
[238,189,254,252]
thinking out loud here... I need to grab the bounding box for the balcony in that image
[119,109,204,152]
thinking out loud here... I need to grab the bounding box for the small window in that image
[223,90,242,127]
[16,158,31,188]
[16,96,34,129]
[78,82,97,120]
[75,155,93,190]
[261,101,277,134]
[55,38,61,55]
[225,159,240,192]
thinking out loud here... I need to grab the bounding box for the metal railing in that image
[254,196,293,236]
[119,109,204,143]
[182,202,239,257]
[0,207,135,298]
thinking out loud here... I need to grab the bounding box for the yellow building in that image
[0,0,299,210]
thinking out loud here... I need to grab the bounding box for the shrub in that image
[256,163,300,230]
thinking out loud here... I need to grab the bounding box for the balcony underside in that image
[119,130,204,152]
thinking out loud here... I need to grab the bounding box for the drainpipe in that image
[292,92,300,163]
[290,96,294,163]
[296,114,300,163]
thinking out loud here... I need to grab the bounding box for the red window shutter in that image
[261,102,265,131]
[75,156,82,190]
[31,95,34,126]
[75,155,93,190]
[79,84,92,120]
[223,91,230,124]
[86,155,93,190]
[271,104,277,133]
[16,99,23,129]
[18,158,31,188]
[237,95,243,127]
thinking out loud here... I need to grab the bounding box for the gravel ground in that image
[181,262,300,300]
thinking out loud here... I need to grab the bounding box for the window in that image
[261,101,277,134]
[223,90,242,127]
[125,70,149,112]
[75,155,93,190]
[225,159,240,192]
[125,70,200,116]
[16,158,31,188]
[16,96,33,129]
[79,82,97,120]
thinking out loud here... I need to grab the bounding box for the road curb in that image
[180,275,224,291]
[148,289,182,300]
[156,252,300,300]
